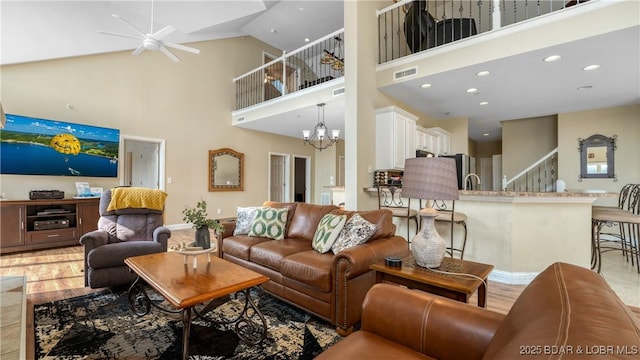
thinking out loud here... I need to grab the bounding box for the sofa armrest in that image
[153,226,171,252]
[334,235,409,279]
[362,284,504,359]
[218,219,237,257]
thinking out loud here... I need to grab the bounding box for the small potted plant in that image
[182,200,224,249]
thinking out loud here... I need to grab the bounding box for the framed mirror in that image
[578,134,616,181]
[209,148,244,191]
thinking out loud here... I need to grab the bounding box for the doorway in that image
[120,135,165,190]
[293,155,311,202]
[269,153,290,202]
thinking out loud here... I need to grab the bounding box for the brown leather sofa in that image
[218,201,410,335]
[317,262,640,359]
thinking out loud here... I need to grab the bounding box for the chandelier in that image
[321,36,344,74]
[302,103,339,151]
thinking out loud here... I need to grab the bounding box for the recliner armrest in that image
[361,284,504,359]
[152,226,171,251]
[79,230,110,250]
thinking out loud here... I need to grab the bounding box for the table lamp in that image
[402,157,459,268]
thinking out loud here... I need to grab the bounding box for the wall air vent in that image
[235,116,245,122]
[332,87,345,96]
[393,67,418,81]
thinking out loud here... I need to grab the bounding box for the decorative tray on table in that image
[175,244,217,268]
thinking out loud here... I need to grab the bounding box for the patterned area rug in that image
[34,286,342,359]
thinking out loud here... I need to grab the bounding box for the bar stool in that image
[377,185,419,245]
[421,199,468,259]
[592,184,640,273]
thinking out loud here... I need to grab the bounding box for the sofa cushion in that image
[221,235,271,261]
[87,241,163,269]
[288,203,338,240]
[281,251,334,292]
[331,213,378,253]
[331,209,395,241]
[250,238,312,271]
[312,214,347,253]
[262,201,298,237]
[482,262,640,359]
[234,206,258,235]
[249,207,288,240]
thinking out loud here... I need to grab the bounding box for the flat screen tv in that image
[0,114,119,177]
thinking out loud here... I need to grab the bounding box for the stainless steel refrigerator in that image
[440,154,476,190]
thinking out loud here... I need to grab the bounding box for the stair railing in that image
[502,148,559,192]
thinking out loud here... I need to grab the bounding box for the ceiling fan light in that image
[143,38,160,51]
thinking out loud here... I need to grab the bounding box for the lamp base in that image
[411,208,446,268]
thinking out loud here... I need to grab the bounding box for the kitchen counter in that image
[364,187,612,282]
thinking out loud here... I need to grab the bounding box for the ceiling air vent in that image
[235,116,245,122]
[393,67,417,80]
[332,87,345,96]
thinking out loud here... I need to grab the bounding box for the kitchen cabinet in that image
[426,127,452,155]
[0,197,100,254]
[416,126,439,154]
[376,106,418,170]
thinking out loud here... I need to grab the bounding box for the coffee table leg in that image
[182,307,191,360]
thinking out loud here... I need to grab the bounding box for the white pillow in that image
[331,213,378,253]
[312,214,347,253]
[234,206,258,235]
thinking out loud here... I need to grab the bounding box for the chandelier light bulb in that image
[331,129,340,140]
[302,130,311,140]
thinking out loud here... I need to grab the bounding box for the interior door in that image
[270,154,286,202]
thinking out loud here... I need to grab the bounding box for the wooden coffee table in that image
[124,252,269,360]
[370,256,493,307]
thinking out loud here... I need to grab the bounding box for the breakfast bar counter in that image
[364,188,615,282]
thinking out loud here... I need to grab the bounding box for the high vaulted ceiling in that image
[2,1,639,143]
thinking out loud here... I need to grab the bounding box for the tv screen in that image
[0,114,119,177]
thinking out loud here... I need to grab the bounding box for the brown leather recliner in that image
[317,262,640,359]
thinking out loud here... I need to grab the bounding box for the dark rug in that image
[34,286,342,359]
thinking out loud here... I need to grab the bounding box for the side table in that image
[370,256,493,307]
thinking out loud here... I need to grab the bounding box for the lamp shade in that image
[402,157,459,200]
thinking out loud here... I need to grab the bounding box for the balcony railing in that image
[503,148,559,192]
[378,0,590,64]
[234,29,345,110]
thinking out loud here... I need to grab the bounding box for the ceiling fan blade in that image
[162,41,200,55]
[112,14,148,38]
[151,25,175,41]
[99,31,144,41]
[132,45,146,56]
[159,46,181,62]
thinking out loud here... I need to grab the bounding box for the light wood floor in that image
[1,228,638,359]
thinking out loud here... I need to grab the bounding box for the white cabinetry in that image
[416,126,439,154]
[425,127,451,156]
[376,106,418,170]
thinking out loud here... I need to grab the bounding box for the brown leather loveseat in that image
[317,262,640,359]
[218,201,409,334]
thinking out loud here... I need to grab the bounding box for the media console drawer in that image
[27,228,77,244]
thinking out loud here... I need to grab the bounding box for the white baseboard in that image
[166,223,192,231]
[489,269,539,285]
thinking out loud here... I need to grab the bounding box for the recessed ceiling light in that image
[270,28,277,33]
[583,64,600,71]
[483,133,490,136]
[479,101,489,106]
[466,88,478,93]
[476,70,490,77]
[577,85,593,90]
[420,83,432,89]
[304,38,310,42]
[544,55,561,62]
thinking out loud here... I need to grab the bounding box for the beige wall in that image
[501,115,558,178]
[558,104,640,206]
[0,36,315,224]
[476,140,502,158]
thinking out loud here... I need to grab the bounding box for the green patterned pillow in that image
[312,214,347,253]
[248,207,288,240]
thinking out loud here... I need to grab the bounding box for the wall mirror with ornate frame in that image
[578,134,616,181]
[209,148,244,191]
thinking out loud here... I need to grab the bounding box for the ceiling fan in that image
[99,1,200,62]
